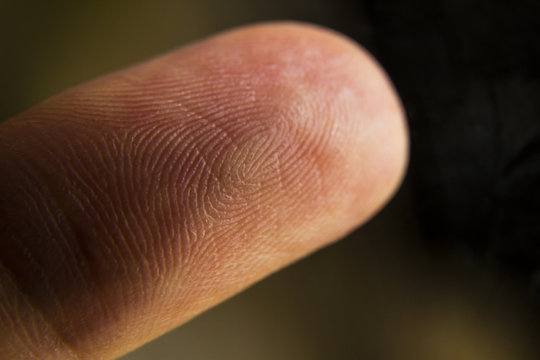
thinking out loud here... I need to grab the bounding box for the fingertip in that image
[0,22,409,359]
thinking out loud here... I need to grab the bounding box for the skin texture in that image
[0,23,408,359]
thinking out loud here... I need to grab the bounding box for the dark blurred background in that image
[1,0,539,359]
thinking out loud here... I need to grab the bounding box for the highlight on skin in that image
[0,23,408,359]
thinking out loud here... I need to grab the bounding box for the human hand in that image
[0,23,408,359]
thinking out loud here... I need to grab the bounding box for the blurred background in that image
[1,0,539,359]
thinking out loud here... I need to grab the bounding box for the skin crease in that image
[0,23,408,359]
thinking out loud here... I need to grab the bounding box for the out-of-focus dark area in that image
[2,0,539,359]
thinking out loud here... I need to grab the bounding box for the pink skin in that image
[0,23,408,359]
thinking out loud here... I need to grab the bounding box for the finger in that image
[0,22,408,359]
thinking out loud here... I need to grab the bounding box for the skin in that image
[0,23,408,359]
